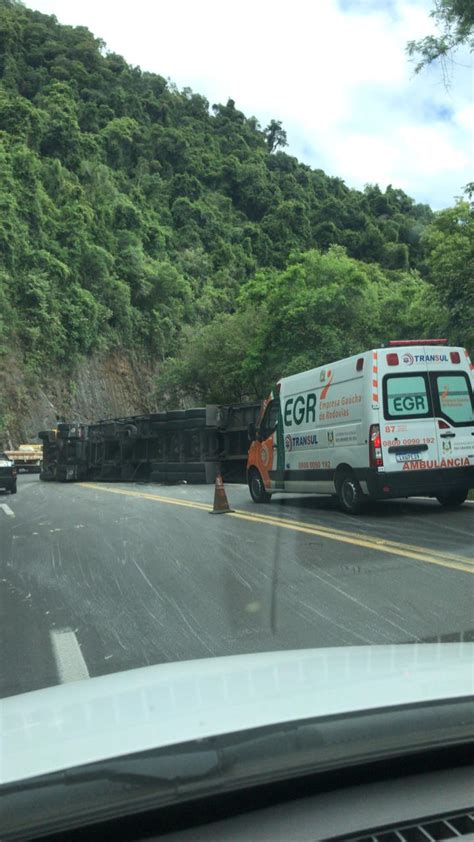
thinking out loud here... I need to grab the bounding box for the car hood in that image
[2,643,473,785]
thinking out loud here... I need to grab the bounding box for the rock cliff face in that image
[0,351,159,448]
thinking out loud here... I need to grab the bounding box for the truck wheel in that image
[337,471,363,515]
[248,468,272,503]
[436,489,468,508]
[10,481,17,495]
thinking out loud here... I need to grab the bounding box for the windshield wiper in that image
[1,746,222,795]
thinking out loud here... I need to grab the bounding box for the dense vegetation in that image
[0,0,472,411]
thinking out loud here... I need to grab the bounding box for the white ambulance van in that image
[247,340,474,513]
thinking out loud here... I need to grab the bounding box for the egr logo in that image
[285,434,293,451]
[402,352,414,366]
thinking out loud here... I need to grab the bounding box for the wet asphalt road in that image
[1,474,473,698]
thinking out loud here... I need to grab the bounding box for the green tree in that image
[407,0,474,72]
[237,248,446,399]
[264,119,288,153]
[155,311,263,405]
[0,0,449,404]
[421,201,474,350]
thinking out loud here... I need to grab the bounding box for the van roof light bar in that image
[384,339,448,347]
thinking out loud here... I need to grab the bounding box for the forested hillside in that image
[1,0,472,427]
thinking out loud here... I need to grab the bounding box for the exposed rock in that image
[0,351,159,448]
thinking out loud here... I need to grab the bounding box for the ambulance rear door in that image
[429,349,474,468]
[379,345,441,474]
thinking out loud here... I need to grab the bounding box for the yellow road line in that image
[78,483,474,575]
[227,509,474,567]
[78,483,209,512]
[80,483,474,567]
[227,511,474,574]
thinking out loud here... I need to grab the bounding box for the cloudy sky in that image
[28,0,473,209]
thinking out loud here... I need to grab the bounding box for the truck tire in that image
[180,462,206,474]
[10,481,17,495]
[166,411,186,426]
[185,474,207,484]
[184,418,206,430]
[121,464,139,481]
[248,468,271,503]
[158,462,204,474]
[185,408,205,417]
[436,489,468,508]
[336,471,364,515]
[163,472,189,483]
[158,472,206,484]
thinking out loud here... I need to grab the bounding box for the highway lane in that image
[1,474,473,699]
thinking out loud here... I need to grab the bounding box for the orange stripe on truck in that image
[372,351,378,403]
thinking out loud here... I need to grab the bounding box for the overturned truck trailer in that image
[38,404,261,484]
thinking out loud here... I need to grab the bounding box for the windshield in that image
[1,0,473,835]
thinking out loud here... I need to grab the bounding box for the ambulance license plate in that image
[396,452,422,462]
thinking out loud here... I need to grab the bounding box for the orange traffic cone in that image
[210,472,234,514]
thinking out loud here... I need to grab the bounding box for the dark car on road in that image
[0,452,17,494]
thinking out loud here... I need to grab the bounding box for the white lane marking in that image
[0,503,15,517]
[50,628,90,684]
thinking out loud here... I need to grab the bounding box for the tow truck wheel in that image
[436,489,468,508]
[248,468,272,503]
[337,471,363,515]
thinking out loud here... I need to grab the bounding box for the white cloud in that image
[455,104,474,133]
[26,0,473,208]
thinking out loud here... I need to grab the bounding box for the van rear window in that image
[383,375,431,419]
[435,374,473,424]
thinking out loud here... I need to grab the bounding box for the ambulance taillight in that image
[369,424,383,468]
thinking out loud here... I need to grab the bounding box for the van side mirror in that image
[248,422,256,442]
